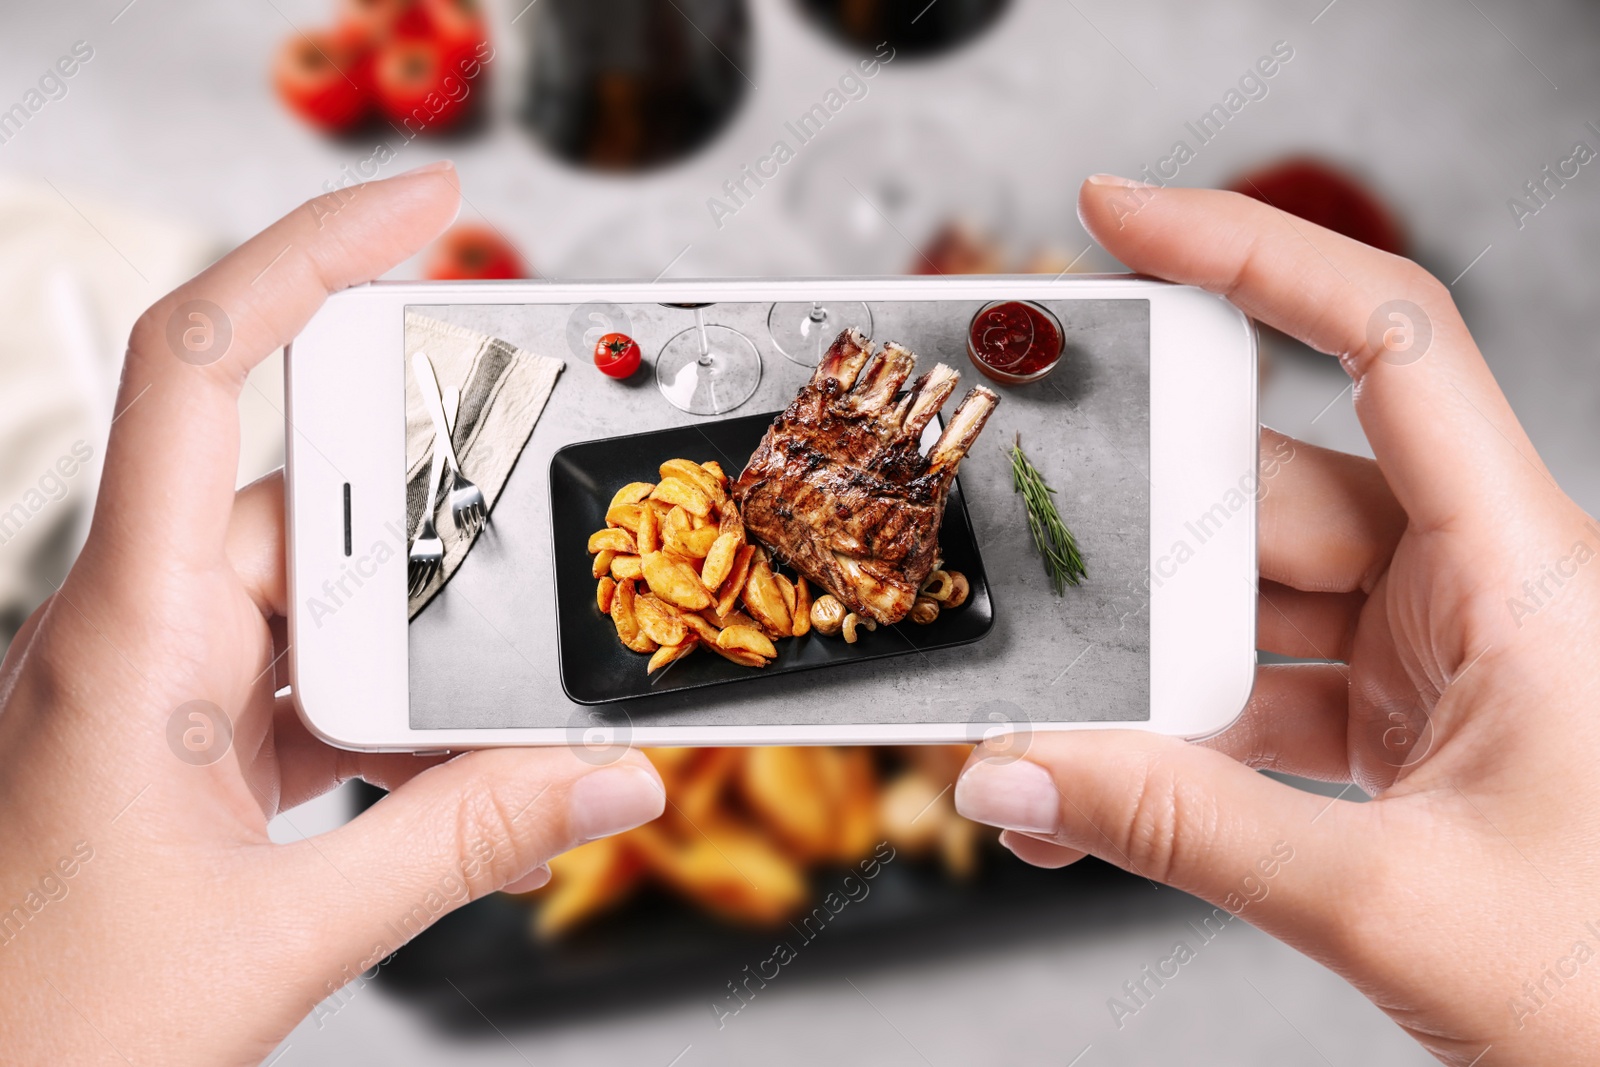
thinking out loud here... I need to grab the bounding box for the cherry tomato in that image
[593,333,642,379]
[1228,158,1406,256]
[272,31,370,133]
[423,224,528,280]
[420,0,489,66]
[373,36,472,129]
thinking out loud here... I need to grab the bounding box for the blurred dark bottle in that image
[795,0,1010,59]
[522,0,751,171]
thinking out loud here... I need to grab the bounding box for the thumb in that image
[293,747,663,978]
[955,731,1361,946]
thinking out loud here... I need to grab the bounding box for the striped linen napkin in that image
[404,311,562,618]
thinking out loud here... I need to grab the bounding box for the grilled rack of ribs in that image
[733,327,999,625]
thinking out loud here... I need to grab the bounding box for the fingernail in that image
[502,864,551,894]
[568,765,665,841]
[1086,173,1152,189]
[954,759,1060,834]
[395,159,455,178]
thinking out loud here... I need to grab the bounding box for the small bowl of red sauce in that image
[966,300,1064,385]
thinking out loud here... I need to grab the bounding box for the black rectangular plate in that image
[549,411,993,704]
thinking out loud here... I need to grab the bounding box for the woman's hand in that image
[0,164,665,1065]
[955,175,1600,1066]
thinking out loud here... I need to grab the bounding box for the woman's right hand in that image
[955,175,1600,1066]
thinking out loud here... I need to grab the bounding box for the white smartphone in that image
[284,277,1256,752]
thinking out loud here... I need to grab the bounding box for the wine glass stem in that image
[809,302,827,323]
[696,308,712,365]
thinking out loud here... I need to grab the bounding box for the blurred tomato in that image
[424,225,527,280]
[593,333,642,378]
[419,0,487,53]
[337,0,408,38]
[1228,158,1406,256]
[374,36,472,129]
[273,32,369,133]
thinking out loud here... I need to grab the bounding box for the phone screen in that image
[400,298,1149,732]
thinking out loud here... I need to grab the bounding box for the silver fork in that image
[407,387,459,599]
[412,350,488,537]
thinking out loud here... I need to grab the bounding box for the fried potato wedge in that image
[635,593,689,647]
[597,576,616,614]
[739,747,834,858]
[612,579,655,653]
[588,528,636,554]
[661,458,729,510]
[674,525,720,559]
[649,477,711,518]
[716,625,777,659]
[667,747,742,827]
[716,544,756,617]
[647,637,697,674]
[774,573,797,617]
[792,576,813,637]
[661,505,693,550]
[682,611,722,646]
[742,558,792,636]
[608,482,655,510]
[834,746,880,859]
[641,551,714,611]
[700,532,739,591]
[610,554,644,581]
[605,502,644,532]
[704,642,769,668]
[532,837,641,938]
[637,504,661,555]
[880,770,950,853]
[591,548,616,579]
[701,460,727,484]
[704,606,759,631]
[629,822,807,925]
[644,746,698,777]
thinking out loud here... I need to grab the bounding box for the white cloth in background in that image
[0,175,217,640]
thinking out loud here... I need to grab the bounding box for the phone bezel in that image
[285,276,1257,751]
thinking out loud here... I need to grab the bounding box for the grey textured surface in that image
[407,298,1149,729]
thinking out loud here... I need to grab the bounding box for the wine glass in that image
[767,301,873,367]
[655,303,762,415]
[785,116,1013,275]
[792,0,1012,60]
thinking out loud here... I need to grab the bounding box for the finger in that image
[92,163,460,572]
[998,830,1086,869]
[1080,177,1548,530]
[298,747,664,974]
[1200,664,1353,782]
[226,469,287,618]
[1258,580,1364,661]
[1345,570,1436,795]
[955,728,1361,943]
[1259,428,1406,594]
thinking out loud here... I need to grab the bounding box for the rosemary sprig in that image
[1009,434,1087,594]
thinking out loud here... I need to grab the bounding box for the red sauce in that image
[968,301,1061,379]
[1227,158,1405,256]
